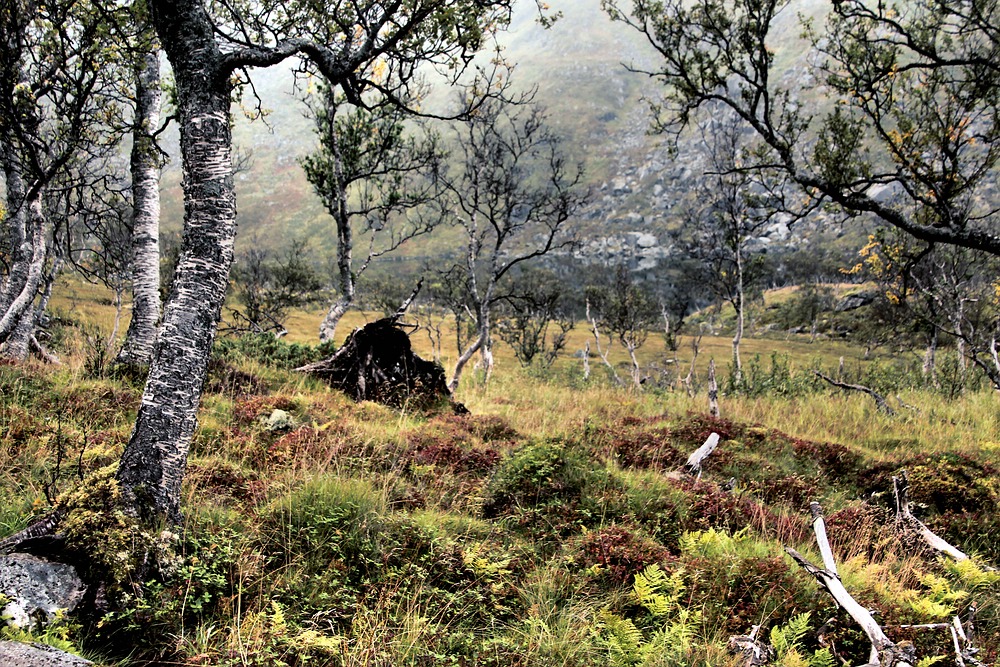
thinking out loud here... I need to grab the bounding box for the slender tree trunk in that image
[627,343,641,388]
[732,250,744,385]
[117,32,163,367]
[708,358,719,418]
[450,300,490,393]
[0,193,47,359]
[116,0,235,523]
[923,328,937,385]
[318,117,355,343]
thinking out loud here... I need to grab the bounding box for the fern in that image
[633,564,685,618]
[594,564,702,667]
[595,610,645,667]
[771,612,811,658]
[808,647,836,667]
[946,559,1000,590]
[909,572,968,619]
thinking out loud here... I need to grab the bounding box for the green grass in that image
[4,276,999,666]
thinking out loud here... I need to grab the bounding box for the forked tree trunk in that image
[449,303,489,393]
[117,33,163,368]
[116,0,235,523]
[0,192,47,360]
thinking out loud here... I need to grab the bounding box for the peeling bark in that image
[116,0,234,523]
[117,27,163,368]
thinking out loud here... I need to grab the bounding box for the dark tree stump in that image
[295,318,465,412]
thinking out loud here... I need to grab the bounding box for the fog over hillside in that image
[158,0,859,280]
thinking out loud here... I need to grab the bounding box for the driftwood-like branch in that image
[727,624,774,666]
[893,471,970,562]
[810,502,838,576]
[786,547,915,667]
[708,359,719,417]
[813,371,895,415]
[683,432,720,479]
[787,501,916,667]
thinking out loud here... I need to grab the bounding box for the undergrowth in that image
[1,338,998,667]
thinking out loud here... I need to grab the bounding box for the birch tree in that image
[683,114,775,384]
[116,2,164,368]
[301,86,443,343]
[116,0,532,524]
[0,0,123,360]
[443,96,585,392]
[602,0,1000,256]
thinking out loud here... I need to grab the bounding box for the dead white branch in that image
[787,501,916,667]
[893,471,970,563]
[683,432,720,479]
[810,502,838,576]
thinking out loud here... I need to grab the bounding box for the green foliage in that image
[1,608,83,656]
[57,464,143,589]
[212,333,336,370]
[767,613,837,667]
[593,563,702,666]
[481,439,626,539]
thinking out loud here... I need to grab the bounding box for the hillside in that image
[156,0,862,278]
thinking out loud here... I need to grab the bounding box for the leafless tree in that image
[442,96,586,391]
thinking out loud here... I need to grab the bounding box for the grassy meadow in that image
[1,278,998,666]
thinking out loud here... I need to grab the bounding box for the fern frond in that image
[808,647,836,667]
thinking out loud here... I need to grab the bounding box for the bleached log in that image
[893,471,970,562]
[788,501,915,667]
[810,502,838,577]
[786,547,915,667]
[683,432,720,479]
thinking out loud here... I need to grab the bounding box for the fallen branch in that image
[893,471,971,563]
[682,432,720,479]
[809,502,838,576]
[813,371,895,416]
[787,501,916,667]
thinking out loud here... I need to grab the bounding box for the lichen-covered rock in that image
[264,408,295,431]
[0,641,93,666]
[0,554,86,630]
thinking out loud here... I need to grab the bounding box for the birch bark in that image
[116,0,234,522]
[117,27,163,367]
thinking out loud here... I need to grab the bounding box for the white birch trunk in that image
[117,37,163,367]
[318,125,354,344]
[732,249,744,385]
[0,195,47,360]
[116,0,236,522]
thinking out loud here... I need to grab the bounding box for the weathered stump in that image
[296,318,465,412]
